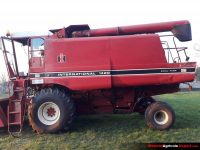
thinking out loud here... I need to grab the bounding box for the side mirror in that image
[186,56,190,61]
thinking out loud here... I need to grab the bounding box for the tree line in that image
[196,67,200,81]
[0,74,8,94]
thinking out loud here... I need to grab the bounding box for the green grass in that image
[0,92,200,150]
[0,93,8,99]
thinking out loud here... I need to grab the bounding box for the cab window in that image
[31,38,44,57]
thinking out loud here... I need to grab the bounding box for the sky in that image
[0,0,200,76]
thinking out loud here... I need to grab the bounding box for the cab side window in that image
[31,38,44,57]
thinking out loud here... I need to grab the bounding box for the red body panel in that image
[30,34,196,91]
[0,99,8,127]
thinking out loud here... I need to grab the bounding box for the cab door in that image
[29,38,45,73]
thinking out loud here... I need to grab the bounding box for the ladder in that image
[7,80,26,136]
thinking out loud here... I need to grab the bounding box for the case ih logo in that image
[57,53,66,63]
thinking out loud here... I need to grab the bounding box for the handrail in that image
[160,35,190,63]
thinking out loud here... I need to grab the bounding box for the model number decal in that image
[30,68,195,78]
[161,69,178,73]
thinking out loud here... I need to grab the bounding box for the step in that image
[14,87,24,92]
[10,100,21,102]
[9,122,21,125]
[115,106,130,110]
[9,111,21,114]
[14,89,24,92]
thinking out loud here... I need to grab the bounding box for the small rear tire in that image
[145,101,175,130]
[136,97,156,115]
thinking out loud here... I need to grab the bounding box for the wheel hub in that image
[47,107,56,117]
[38,102,60,125]
[153,110,169,125]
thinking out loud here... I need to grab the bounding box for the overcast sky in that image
[0,0,200,75]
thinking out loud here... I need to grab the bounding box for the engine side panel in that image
[30,34,196,90]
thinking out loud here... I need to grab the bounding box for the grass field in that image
[0,93,8,99]
[0,92,200,150]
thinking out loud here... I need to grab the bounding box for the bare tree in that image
[0,73,8,94]
[196,67,200,81]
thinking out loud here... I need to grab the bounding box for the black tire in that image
[145,101,175,130]
[28,88,75,133]
[136,97,156,115]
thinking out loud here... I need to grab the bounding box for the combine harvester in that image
[0,20,196,135]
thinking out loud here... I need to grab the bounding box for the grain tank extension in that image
[0,20,196,135]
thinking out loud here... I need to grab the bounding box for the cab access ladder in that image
[7,80,26,136]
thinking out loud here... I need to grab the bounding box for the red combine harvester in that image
[0,20,196,135]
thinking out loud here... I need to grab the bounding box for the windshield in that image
[0,37,28,78]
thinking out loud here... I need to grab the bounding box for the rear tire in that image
[136,97,156,115]
[28,88,75,133]
[145,101,175,130]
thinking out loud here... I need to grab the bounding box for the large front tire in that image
[28,88,75,133]
[145,101,175,130]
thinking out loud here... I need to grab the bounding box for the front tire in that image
[28,88,75,133]
[145,101,175,130]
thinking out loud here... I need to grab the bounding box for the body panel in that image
[30,34,196,90]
